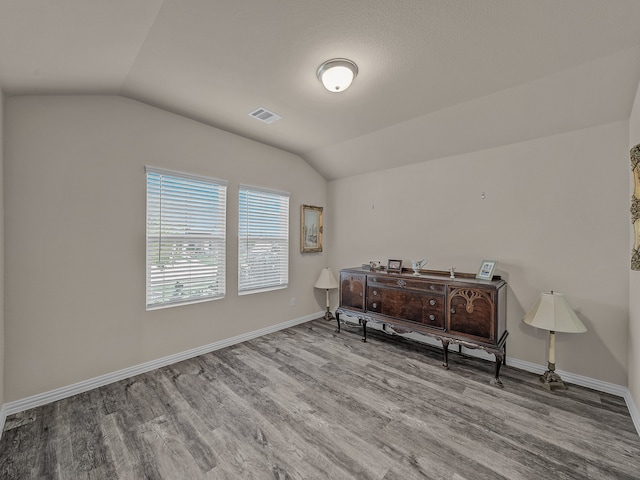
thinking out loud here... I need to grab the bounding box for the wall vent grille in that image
[248,107,282,124]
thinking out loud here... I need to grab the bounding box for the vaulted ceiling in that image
[2,1,640,179]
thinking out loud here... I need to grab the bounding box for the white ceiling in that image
[2,0,640,179]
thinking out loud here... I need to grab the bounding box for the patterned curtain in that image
[632,144,640,270]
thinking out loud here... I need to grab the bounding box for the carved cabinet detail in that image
[448,287,495,343]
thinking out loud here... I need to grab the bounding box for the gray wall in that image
[0,89,4,409]
[2,91,637,404]
[4,95,328,402]
[328,120,630,386]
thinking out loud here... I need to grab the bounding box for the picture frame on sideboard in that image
[387,259,403,273]
[476,260,497,280]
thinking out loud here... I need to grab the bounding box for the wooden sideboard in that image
[335,267,508,387]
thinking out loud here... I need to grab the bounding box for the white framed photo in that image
[476,260,497,280]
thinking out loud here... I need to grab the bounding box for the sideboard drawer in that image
[367,285,445,329]
[368,276,446,294]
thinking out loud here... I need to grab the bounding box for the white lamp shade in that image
[315,268,339,289]
[523,292,586,333]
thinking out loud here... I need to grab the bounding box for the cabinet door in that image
[448,287,495,343]
[340,272,366,312]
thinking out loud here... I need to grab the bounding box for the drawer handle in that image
[359,292,363,297]
[397,280,406,287]
[429,314,435,321]
[429,299,436,306]
[372,303,377,308]
[450,308,456,314]
[373,290,378,296]
[430,285,435,290]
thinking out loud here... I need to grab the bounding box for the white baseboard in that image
[505,357,628,396]
[0,404,7,439]
[2,312,638,440]
[0,311,323,438]
[624,390,640,437]
[506,357,640,436]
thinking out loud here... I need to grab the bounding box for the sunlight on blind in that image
[146,166,227,309]
[238,185,290,295]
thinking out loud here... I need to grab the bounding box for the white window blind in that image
[238,185,290,295]
[146,166,227,309]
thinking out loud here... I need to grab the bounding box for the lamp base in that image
[322,307,335,322]
[539,362,567,391]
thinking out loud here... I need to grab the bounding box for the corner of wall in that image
[0,87,6,436]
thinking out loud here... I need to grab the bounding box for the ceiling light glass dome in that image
[316,58,358,93]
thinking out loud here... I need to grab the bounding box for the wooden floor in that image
[1,318,639,479]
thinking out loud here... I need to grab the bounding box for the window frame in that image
[238,184,290,295]
[145,166,228,310]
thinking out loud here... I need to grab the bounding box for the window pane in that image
[238,186,290,294]
[146,167,227,309]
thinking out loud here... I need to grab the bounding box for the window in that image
[146,167,227,309]
[238,185,290,295]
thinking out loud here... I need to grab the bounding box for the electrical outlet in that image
[291,297,296,307]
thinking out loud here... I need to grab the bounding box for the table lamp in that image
[315,268,339,321]
[523,291,587,390]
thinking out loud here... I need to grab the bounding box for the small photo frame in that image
[476,260,497,280]
[301,205,323,253]
[387,259,403,273]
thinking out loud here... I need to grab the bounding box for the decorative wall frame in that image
[631,144,640,270]
[476,260,497,280]
[301,205,323,253]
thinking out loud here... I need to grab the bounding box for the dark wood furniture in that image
[335,267,508,386]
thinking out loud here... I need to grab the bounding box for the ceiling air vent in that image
[248,107,282,124]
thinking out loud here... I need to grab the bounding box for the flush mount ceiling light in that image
[316,58,358,93]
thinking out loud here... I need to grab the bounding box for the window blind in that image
[238,185,290,295]
[146,166,227,309]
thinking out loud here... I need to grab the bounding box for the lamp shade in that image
[523,292,586,333]
[315,268,338,289]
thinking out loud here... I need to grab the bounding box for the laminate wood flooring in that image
[1,318,639,479]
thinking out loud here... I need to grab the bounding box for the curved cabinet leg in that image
[335,312,341,333]
[490,352,504,388]
[441,339,450,369]
[361,319,368,342]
